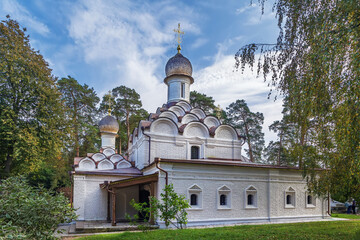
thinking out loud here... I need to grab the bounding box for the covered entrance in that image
[100,173,158,226]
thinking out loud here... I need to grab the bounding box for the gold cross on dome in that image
[107,90,112,115]
[173,23,184,53]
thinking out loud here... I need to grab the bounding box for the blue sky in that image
[1,0,283,143]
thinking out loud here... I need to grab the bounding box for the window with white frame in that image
[306,192,316,208]
[218,185,231,209]
[245,185,257,209]
[188,184,202,209]
[285,187,296,208]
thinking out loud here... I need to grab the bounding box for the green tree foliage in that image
[190,91,216,115]
[227,100,265,162]
[100,86,148,152]
[0,176,77,239]
[235,1,360,197]
[58,76,100,159]
[128,184,190,229]
[0,16,67,185]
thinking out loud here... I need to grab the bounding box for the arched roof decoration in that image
[214,125,239,140]
[176,100,192,112]
[92,153,106,162]
[110,154,125,163]
[168,105,186,117]
[116,160,132,169]
[181,113,200,124]
[78,157,96,171]
[103,148,116,157]
[159,111,179,123]
[203,116,221,128]
[190,108,206,119]
[149,118,179,136]
[98,159,114,170]
[183,121,210,138]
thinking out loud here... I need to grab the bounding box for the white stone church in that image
[72,44,330,229]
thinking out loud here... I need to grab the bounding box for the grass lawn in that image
[331,213,360,219]
[76,220,360,240]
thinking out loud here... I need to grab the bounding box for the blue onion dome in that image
[99,115,119,133]
[165,53,193,81]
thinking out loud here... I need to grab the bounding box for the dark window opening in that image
[220,194,227,206]
[247,194,254,206]
[286,194,292,205]
[181,83,185,98]
[191,146,199,159]
[307,195,312,205]
[190,194,197,206]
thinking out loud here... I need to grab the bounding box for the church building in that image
[72,32,330,229]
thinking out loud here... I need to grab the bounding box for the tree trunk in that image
[4,147,14,175]
[126,111,130,151]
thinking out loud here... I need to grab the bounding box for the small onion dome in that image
[164,53,193,84]
[99,115,119,133]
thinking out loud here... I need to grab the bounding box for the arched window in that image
[247,194,254,206]
[306,193,315,208]
[190,194,197,206]
[245,186,257,209]
[307,195,312,205]
[285,187,296,208]
[181,83,185,98]
[188,184,202,209]
[220,194,227,206]
[286,195,292,205]
[218,185,231,209]
[191,146,199,159]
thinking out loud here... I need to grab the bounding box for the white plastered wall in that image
[73,174,137,221]
[152,163,329,228]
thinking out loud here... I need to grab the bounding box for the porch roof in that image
[100,172,158,189]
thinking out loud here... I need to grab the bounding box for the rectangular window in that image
[191,146,199,159]
[181,83,185,98]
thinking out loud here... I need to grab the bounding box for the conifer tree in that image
[227,99,265,162]
[57,76,100,159]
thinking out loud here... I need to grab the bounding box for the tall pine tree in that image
[227,100,265,162]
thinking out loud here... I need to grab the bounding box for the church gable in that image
[215,125,238,140]
[98,159,114,170]
[150,118,178,136]
[78,157,96,171]
[190,108,206,119]
[181,113,199,124]
[168,105,186,117]
[204,116,221,128]
[183,122,209,138]
[176,101,192,112]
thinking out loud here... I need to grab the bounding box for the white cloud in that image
[193,54,283,144]
[236,1,276,26]
[0,0,49,35]
[66,0,200,111]
[235,3,256,14]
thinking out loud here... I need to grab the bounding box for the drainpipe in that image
[155,158,168,185]
[141,126,151,165]
[328,191,330,216]
[155,157,169,227]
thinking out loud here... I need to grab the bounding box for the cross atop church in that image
[107,90,112,115]
[173,23,184,53]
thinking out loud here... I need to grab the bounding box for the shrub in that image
[0,176,77,239]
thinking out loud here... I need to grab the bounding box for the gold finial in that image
[173,23,184,53]
[107,90,112,115]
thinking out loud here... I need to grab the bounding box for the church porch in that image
[100,173,158,226]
